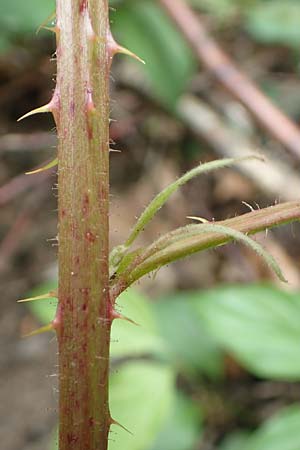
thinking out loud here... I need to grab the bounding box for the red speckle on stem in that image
[80,287,90,295]
[85,231,96,243]
[89,417,94,427]
[67,433,79,445]
[79,0,88,13]
[82,193,90,216]
[87,122,93,140]
[86,91,95,140]
[70,100,75,116]
[81,342,88,353]
[80,287,90,311]
[98,183,108,203]
[63,296,72,308]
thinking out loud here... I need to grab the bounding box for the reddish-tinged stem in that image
[55,1,111,449]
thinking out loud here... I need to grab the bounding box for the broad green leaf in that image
[149,393,202,450]
[112,0,196,108]
[111,289,167,358]
[154,292,223,379]
[246,1,300,48]
[195,284,300,380]
[109,361,174,450]
[219,405,300,450]
[244,405,300,450]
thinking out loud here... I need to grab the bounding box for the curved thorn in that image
[115,45,145,65]
[111,310,139,326]
[26,157,58,175]
[110,418,133,435]
[187,216,209,223]
[17,104,51,122]
[40,26,58,34]
[109,148,122,153]
[36,11,56,35]
[23,323,55,338]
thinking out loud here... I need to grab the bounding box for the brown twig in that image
[159,0,300,161]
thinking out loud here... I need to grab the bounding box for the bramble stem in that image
[55,1,111,449]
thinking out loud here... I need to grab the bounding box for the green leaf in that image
[111,289,167,358]
[0,0,54,41]
[195,284,300,380]
[111,0,196,108]
[149,393,202,450]
[244,405,300,450]
[153,292,223,379]
[219,405,300,450]
[109,361,174,450]
[246,1,300,48]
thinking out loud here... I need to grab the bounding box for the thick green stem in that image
[55,1,111,449]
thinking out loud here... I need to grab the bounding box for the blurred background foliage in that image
[28,283,300,450]
[1,0,300,103]
[1,1,300,450]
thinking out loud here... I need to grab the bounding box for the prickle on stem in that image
[111,309,139,326]
[107,30,145,65]
[18,290,57,303]
[23,322,55,338]
[25,158,58,175]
